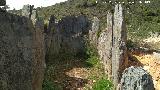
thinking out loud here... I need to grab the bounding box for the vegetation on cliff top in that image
[9,0,160,40]
[37,0,160,40]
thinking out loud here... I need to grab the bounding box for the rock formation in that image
[111,4,128,87]
[0,0,6,6]
[45,15,61,58]
[89,17,99,45]
[97,4,128,87]
[120,66,155,90]
[0,11,34,90]
[97,12,113,80]
[32,17,45,90]
[46,15,89,57]
[0,5,45,90]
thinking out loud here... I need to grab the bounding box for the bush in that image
[92,78,113,90]
[42,79,62,90]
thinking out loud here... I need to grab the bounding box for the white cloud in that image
[6,0,67,10]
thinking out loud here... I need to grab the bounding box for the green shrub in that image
[42,80,62,90]
[92,78,113,90]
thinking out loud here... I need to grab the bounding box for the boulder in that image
[120,66,155,90]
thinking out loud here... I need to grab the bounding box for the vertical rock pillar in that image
[112,4,128,89]
[22,5,45,90]
[105,12,113,80]
[32,17,45,90]
[97,12,113,80]
[89,17,100,46]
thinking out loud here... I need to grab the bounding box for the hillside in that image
[37,0,160,41]
[3,0,160,90]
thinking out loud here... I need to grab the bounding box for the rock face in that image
[0,5,45,90]
[120,66,155,90]
[97,12,113,80]
[46,15,89,57]
[32,17,45,90]
[89,17,99,45]
[45,15,61,57]
[0,0,6,6]
[0,12,34,90]
[111,4,128,87]
[97,5,127,87]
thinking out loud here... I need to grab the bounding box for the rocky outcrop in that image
[22,5,45,90]
[46,15,89,57]
[0,0,6,6]
[45,15,61,58]
[97,12,113,80]
[111,4,128,87]
[120,66,154,90]
[89,17,99,45]
[32,17,45,90]
[97,4,128,87]
[0,5,45,90]
[0,12,34,90]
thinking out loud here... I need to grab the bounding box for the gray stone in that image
[46,15,89,56]
[97,12,113,80]
[0,12,34,90]
[0,0,6,6]
[111,4,128,88]
[89,17,99,45]
[0,11,45,90]
[45,15,61,57]
[120,66,155,90]
[32,17,45,90]
[22,4,34,19]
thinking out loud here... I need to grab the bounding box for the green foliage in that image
[42,79,62,90]
[92,77,113,90]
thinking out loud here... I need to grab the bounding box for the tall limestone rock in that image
[0,0,6,6]
[46,15,61,58]
[98,12,113,80]
[112,4,128,88]
[46,15,89,57]
[0,11,34,90]
[89,17,100,45]
[57,15,89,54]
[32,17,45,90]
[120,66,155,90]
[0,5,45,90]
[22,5,45,90]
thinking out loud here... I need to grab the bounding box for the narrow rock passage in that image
[43,54,105,90]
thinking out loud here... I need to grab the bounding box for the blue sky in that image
[6,0,67,10]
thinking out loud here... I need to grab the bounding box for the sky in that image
[6,0,68,10]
